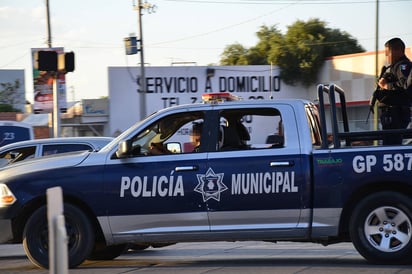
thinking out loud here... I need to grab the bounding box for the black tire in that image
[22,204,94,269]
[128,243,150,251]
[88,242,127,260]
[151,242,175,248]
[349,191,412,264]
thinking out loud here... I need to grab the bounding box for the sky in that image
[1,0,411,102]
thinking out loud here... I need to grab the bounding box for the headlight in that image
[0,184,16,207]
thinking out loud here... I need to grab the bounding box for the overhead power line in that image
[0,52,30,69]
[150,1,297,46]
[151,0,410,47]
[162,0,408,5]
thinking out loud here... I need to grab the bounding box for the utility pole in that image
[137,0,147,120]
[46,0,52,48]
[45,0,61,137]
[374,0,379,131]
[134,0,156,120]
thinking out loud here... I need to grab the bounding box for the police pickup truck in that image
[1,85,412,269]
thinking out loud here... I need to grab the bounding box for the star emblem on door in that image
[195,168,227,202]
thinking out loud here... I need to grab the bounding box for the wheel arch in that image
[338,181,412,238]
[12,192,104,244]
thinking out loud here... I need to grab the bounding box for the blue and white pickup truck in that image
[1,85,412,269]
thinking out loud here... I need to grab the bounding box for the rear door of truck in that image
[205,103,310,236]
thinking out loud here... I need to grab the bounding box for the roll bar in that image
[317,84,412,149]
[317,84,349,149]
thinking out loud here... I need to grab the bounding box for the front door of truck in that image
[104,111,211,237]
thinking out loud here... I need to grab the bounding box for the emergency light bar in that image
[202,92,241,103]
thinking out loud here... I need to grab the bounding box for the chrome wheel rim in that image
[364,206,412,252]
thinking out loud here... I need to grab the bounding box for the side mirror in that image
[116,140,132,158]
[166,142,181,153]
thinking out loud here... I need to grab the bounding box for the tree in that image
[270,19,330,86]
[0,104,19,112]
[323,28,365,57]
[220,43,249,65]
[247,25,283,65]
[0,79,23,112]
[219,18,365,87]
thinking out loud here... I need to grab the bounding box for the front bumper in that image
[0,219,13,243]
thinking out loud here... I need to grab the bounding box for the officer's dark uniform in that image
[373,55,412,145]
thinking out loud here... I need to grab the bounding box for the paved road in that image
[1,242,411,273]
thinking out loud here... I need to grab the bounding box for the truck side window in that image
[219,108,283,151]
[128,111,206,156]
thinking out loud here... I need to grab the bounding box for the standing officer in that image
[370,37,412,145]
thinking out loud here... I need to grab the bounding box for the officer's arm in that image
[378,77,390,90]
[405,67,412,92]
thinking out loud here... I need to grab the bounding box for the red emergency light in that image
[202,92,241,103]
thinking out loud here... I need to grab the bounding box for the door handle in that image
[175,166,198,172]
[270,161,294,167]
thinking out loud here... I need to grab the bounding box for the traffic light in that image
[124,36,139,55]
[59,52,75,72]
[34,51,58,71]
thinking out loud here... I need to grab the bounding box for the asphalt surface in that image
[1,242,411,273]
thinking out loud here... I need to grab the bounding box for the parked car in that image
[0,120,34,147]
[0,136,113,168]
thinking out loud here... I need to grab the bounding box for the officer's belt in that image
[379,105,410,112]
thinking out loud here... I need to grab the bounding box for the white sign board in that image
[108,65,309,136]
[31,47,67,113]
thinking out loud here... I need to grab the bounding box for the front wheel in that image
[22,204,94,269]
[349,192,412,264]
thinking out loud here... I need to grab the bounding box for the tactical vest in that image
[378,56,412,106]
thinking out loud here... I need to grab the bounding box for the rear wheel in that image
[349,192,412,264]
[22,204,94,269]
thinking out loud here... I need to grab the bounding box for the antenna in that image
[269,63,274,99]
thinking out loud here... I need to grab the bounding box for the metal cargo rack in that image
[317,84,412,149]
